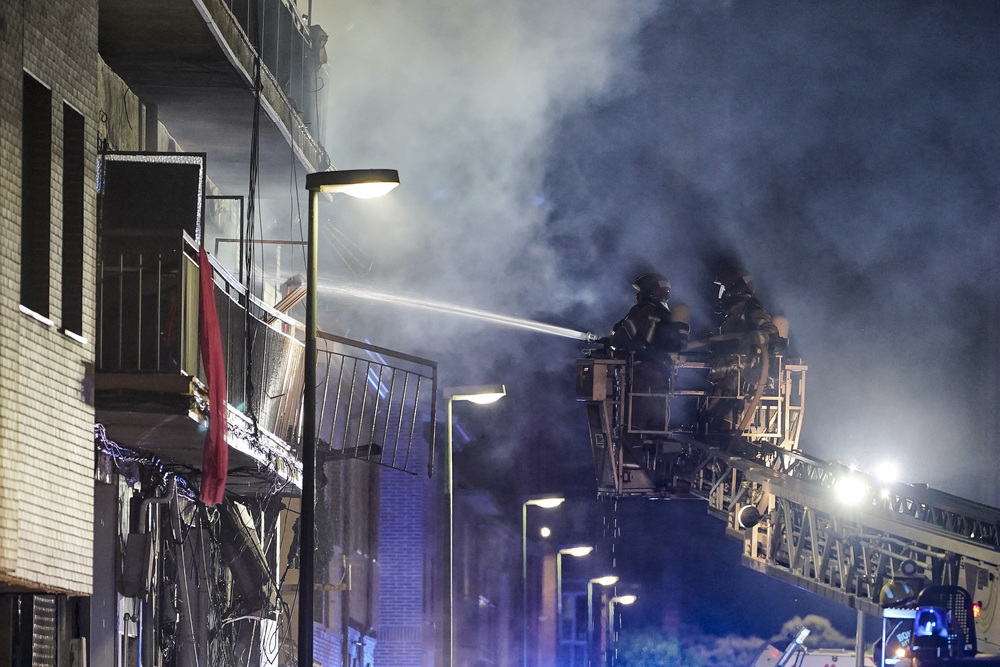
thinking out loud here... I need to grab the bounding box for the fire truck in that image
[576,338,1000,665]
[753,628,876,667]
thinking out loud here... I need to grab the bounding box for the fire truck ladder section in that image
[576,351,1000,652]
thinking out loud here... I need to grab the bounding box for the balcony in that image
[96,234,305,494]
[95,233,439,495]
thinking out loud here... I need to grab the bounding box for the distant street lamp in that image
[522,496,565,667]
[607,594,637,666]
[300,169,399,667]
[587,576,618,667]
[557,546,593,666]
[445,384,507,667]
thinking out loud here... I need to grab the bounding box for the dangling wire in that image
[288,105,306,277]
[606,495,622,665]
[242,0,263,437]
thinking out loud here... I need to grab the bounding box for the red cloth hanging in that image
[198,246,228,505]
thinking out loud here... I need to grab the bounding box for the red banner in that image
[198,246,228,505]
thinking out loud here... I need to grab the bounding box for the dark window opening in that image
[61,103,85,335]
[21,73,52,318]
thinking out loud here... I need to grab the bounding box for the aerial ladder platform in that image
[577,346,1000,655]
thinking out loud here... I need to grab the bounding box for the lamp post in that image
[300,169,399,667]
[586,576,618,667]
[556,546,593,665]
[444,385,507,667]
[606,594,636,666]
[522,496,565,667]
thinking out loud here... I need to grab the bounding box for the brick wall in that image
[375,431,435,666]
[0,0,99,595]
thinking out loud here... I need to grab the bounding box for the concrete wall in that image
[0,0,99,595]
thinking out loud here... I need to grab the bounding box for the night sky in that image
[301,0,1000,640]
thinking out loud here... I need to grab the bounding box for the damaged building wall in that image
[97,58,145,153]
[90,62,308,660]
[94,430,293,666]
[97,57,199,156]
[0,0,99,595]
[307,457,381,667]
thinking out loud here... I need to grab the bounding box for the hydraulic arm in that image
[577,349,1000,652]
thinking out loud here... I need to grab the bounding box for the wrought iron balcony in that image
[95,233,437,494]
[96,234,304,493]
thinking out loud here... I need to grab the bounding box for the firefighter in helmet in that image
[703,268,783,433]
[610,273,688,360]
[610,273,689,430]
[714,269,779,352]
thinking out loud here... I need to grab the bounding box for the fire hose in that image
[737,345,769,433]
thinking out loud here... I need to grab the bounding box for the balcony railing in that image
[314,332,438,476]
[221,0,322,128]
[97,233,437,477]
[97,234,304,447]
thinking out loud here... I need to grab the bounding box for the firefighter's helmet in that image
[633,273,671,305]
[715,267,754,301]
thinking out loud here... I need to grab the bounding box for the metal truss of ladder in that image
[679,438,1000,652]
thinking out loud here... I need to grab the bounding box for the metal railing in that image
[97,234,304,446]
[314,332,437,476]
[97,234,437,475]
[220,0,320,128]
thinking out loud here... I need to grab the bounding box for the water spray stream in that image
[317,282,599,342]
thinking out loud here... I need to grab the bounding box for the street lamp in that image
[522,496,565,667]
[557,546,593,666]
[587,576,618,667]
[607,594,637,666]
[445,384,507,667]
[300,169,399,667]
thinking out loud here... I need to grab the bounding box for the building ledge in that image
[96,374,302,496]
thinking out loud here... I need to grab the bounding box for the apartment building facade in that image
[2,0,447,665]
[1,0,101,630]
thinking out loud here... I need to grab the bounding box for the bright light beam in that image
[835,475,868,505]
[874,460,899,484]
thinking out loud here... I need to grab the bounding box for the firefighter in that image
[610,273,688,360]
[610,273,689,430]
[714,268,780,356]
[703,268,784,434]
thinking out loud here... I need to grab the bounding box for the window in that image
[21,73,52,318]
[61,103,85,336]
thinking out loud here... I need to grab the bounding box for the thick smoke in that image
[308,0,663,496]
[298,0,1000,640]
[310,0,656,348]
[309,0,1000,507]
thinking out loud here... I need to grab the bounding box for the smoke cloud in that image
[311,0,655,322]
[308,0,1000,507]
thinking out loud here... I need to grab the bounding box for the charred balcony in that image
[95,232,439,495]
[94,153,438,497]
[96,233,305,495]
